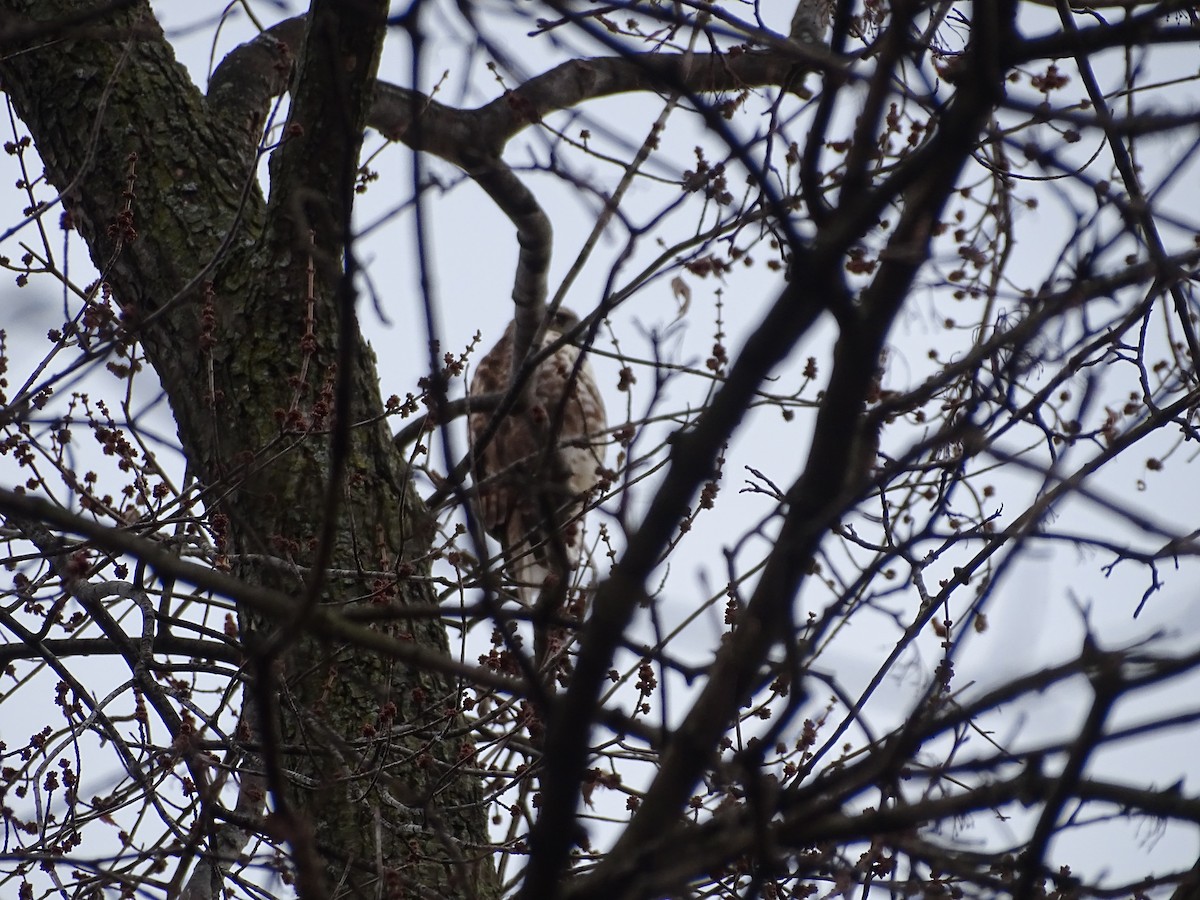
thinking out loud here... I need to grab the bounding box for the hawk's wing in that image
[469,321,607,604]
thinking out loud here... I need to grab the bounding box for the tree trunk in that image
[0,1,497,895]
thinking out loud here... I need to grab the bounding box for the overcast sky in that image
[3,1,1200,893]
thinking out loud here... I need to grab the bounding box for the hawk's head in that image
[546,307,581,336]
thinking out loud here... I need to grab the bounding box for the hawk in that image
[469,308,607,608]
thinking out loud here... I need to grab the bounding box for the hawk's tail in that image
[506,525,551,609]
[504,512,582,608]
[505,506,592,678]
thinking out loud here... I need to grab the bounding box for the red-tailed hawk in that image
[469,309,607,609]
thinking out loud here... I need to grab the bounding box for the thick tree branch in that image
[0,633,239,667]
[579,762,1200,900]
[465,156,554,378]
[570,630,1200,899]
[548,6,1019,897]
[0,487,529,697]
[214,20,831,170]
[1011,7,1198,64]
[207,16,304,166]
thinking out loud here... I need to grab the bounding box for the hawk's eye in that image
[550,311,577,331]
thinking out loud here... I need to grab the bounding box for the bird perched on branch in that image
[469,308,607,612]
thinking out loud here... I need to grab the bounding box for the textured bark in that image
[0,2,497,897]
